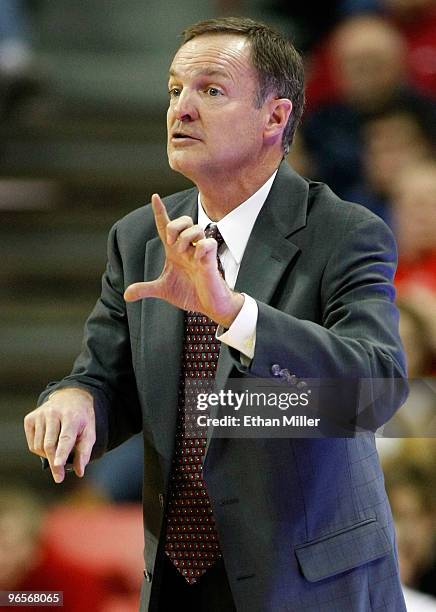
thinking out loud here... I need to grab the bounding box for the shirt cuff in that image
[216,293,258,361]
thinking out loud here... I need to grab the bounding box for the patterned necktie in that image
[164,224,225,584]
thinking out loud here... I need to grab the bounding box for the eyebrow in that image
[168,67,232,81]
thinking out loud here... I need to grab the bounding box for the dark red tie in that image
[164,224,225,584]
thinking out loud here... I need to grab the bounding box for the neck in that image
[196,156,282,221]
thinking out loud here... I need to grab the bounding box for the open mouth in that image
[172,133,198,140]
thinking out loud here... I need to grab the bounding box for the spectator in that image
[398,300,436,378]
[378,299,436,441]
[343,105,434,224]
[383,454,436,597]
[392,160,436,295]
[301,15,436,195]
[306,0,436,111]
[304,13,406,112]
[382,0,436,98]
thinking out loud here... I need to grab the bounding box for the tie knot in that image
[205,224,224,248]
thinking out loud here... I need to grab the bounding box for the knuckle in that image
[23,413,33,427]
[44,408,58,421]
[180,225,192,237]
[199,239,211,250]
[58,432,73,443]
[45,402,58,414]
[188,226,202,239]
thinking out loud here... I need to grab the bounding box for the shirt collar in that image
[197,170,278,265]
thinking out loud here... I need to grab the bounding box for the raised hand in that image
[124,194,244,327]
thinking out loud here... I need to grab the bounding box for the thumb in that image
[124,280,161,302]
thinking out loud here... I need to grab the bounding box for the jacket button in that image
[143,569,152,582]
[158,493,164,508]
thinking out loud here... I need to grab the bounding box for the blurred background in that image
[1,1,435,610]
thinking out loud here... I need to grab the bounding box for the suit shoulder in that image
[307,180,392,234]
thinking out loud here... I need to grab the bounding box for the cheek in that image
[166,107,175,130]
[213,117,259,147]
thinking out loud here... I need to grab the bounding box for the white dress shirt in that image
[197,169,278,360]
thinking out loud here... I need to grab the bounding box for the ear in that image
[264,97,293,145]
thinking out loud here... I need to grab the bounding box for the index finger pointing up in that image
[151,193,171,242]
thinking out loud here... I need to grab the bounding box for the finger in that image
[23,413,35,451]
[43,418,61,474]
[193,237,218,268]
[151,194,171,243]
[72,427,96,478]
[166,216,194,246]
[124,279,163,302]
[33,415,46,456]
[53,422,79,483]
[176,225,205,253]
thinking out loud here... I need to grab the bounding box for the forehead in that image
[169,33,256,82]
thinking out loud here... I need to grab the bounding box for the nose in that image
[172,88,198,122]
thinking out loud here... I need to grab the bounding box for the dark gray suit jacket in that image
[39,162,408,611]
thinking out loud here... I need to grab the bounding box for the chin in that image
[168,153,200,180]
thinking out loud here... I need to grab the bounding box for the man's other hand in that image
[24,388,95,483]
[124,194,244,327]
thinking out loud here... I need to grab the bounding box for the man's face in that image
[167,34,267,181]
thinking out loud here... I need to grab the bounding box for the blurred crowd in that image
[1,1,435,610]
[0,485,143,612]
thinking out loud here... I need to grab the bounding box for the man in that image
[24,17,408,611]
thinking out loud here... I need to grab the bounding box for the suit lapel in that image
[208,163,309,457]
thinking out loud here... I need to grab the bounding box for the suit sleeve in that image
[37,222,142,459]
[232,214,408,430]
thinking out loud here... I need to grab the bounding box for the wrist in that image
[48,387,94,405]
[215,292,245,328]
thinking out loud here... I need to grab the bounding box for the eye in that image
[205,87,222,97]
[168,87,181,98]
